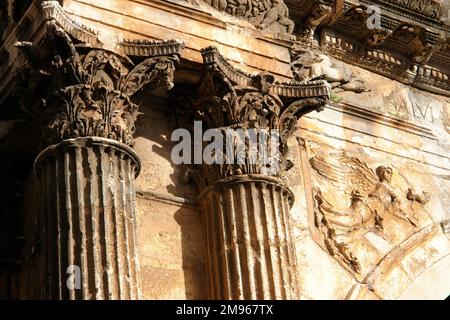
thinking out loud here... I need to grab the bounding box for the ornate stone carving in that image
[12,1,184,300]
[179,46,331,300]
[364,0,443,21]
[117,39,185,57]
[188,0,295,33]
[290,45,369,93]
[186,46,330,187]
[406,188,431,204]
[389,24,437,64]
[308,151,433,278]
[16,21,180,147]
[303,1,333,40]
[414,65,450,95]
[318,31,450,96]
[334,5,394,47]
[284,0,450,97]
[42,0,102,47]
[442,220,450,235]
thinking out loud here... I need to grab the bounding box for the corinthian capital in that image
[182,48,329,300]
[184,47,330,187]
[198,46,330,132]
[17,20,183,147]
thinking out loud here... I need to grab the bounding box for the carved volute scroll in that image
[190,46,331,188]
[17,21,181,148]
[15,2,184,299]
[184,47,330,300]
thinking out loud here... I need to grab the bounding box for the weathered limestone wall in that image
[129,64,449,300]
[288,57,450,299]
[1,0,448,300]
[133,96,206,299]
[61,0,293,79]
[57,0,449,300]
[125,2,449,299]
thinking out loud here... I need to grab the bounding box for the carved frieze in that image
[283,0,450,97]
[186,0,295,33]
[307,148,434,280]
[318,31,450,96]
[290,45,369,93]
[362,0,443,22]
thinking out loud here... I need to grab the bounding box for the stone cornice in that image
[318,30,450,96]
[42,1,186,56]
[360,0,448,29]
[42,0,102,47]
[284,0,450,97]
[201,46,331,99]
[117,39,185,57]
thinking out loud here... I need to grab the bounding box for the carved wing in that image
[310,152,379,196]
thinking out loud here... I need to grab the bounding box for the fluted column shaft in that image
[198,175,299,300]
[34,137,141,300]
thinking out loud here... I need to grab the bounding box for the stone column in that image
[22,21,182,299]
[188,47,331,300]
[198,175,298,299]
[35,137,141,299]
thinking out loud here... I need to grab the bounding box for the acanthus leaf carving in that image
[15,20,182,148]
[183,46,330,187]
[121,56,179,96]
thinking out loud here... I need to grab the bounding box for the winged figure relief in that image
[309,152,430,274]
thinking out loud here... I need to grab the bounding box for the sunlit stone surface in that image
[0,0,449,300]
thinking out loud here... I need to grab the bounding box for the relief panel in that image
[306,144,436,282]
